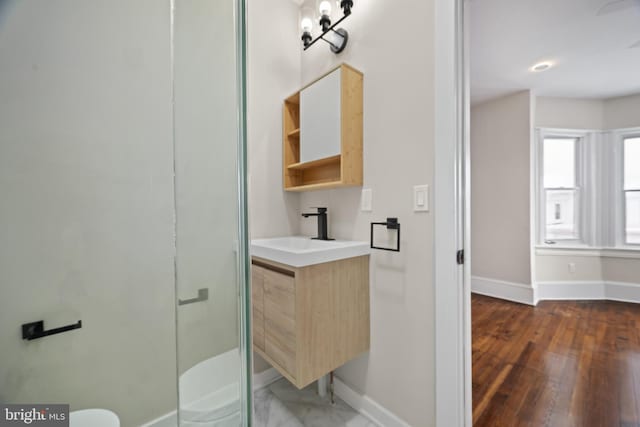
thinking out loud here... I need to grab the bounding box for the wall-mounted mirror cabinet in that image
[283,63,363,191]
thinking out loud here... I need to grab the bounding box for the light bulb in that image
[301,17,313,32]
[319,1,332,16]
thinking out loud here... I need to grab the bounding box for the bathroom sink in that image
[251,236,370,267]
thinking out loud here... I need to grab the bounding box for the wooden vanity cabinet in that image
[251,255,370,389]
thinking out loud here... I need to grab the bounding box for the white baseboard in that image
[535,281,606,302]
[253,367,282,390]
[471,276,535,306]
[536,280,640,304]
[333,377,411,427]
[474,277,640,305]
[606,281,640,303]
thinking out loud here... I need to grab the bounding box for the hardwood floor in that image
[472,294,640,427]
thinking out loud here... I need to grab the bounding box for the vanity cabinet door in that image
[251,266,265,351]
[262,268,297,378]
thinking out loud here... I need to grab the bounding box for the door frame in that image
[434,0,471,425]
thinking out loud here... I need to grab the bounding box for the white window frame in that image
[612,127,640,248]
[535,128,595,248]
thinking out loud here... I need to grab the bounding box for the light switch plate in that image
[361,188,372,212]
[413,185,429,212]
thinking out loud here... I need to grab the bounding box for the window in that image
[624,137,640,245]
[536,128,640,252]
[542,137,580,242]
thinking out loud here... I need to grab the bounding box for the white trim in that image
[535,246,640,259]
[535,128,595,247]
[601,249,640,259]
[471,276,535,306]
[333,377,411,427]
[462,3,473,426]
[618,131,640,246]
[474,278,640,305]
[253,367,282,390]
[610,126,640,134]
[535,280,640,304]
[536,281,606,302]
[534,127,603,133]
[533,128,544,248]
[535,247,602,257]
[612,130,626,246]
[534,127,640,251]
[606,281,640,303]
[434,0,469,425]
[535,127,640,133]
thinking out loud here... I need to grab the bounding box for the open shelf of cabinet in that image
[287,154,341,171]
[282,63,363,192]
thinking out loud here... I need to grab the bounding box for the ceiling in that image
[470,0,640,105]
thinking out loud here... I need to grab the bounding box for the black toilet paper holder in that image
[21,320,82,341]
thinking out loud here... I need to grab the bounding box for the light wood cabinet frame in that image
[282,63,364,192]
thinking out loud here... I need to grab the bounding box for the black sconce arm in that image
[303,13,351,51]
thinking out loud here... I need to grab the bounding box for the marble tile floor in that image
[254,378,378,427]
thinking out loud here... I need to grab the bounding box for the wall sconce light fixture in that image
[300,0,353,54]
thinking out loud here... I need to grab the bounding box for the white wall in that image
[602,257,640,283]
[536,96,604,129]
[295,1,436,425]
[471,91,534,286]
[537,93,640,130]
[247,0,301,240]
[604,93,640,129]
[0,1,176,426]
[535,254,603,282]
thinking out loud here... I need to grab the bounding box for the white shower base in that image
[179,348,241,427]
[143,348,241,427]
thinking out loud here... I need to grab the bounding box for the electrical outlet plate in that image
[361,188,372,212]
[413,185,429,212]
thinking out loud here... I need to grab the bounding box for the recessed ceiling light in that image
[531,62,553,72]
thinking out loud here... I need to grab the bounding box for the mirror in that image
[299,67,342,163]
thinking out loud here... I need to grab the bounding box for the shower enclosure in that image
[0,1,251,426]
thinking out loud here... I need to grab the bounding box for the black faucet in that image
[301,207,333,240]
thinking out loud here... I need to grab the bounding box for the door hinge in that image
[456,249,464,265]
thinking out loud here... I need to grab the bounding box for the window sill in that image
[535,246,640,259]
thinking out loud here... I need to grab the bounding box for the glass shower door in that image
[173,0,251,426]
[0,0,250,426]
[0,2,179,426]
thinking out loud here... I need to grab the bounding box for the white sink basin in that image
[251,236,370,267]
